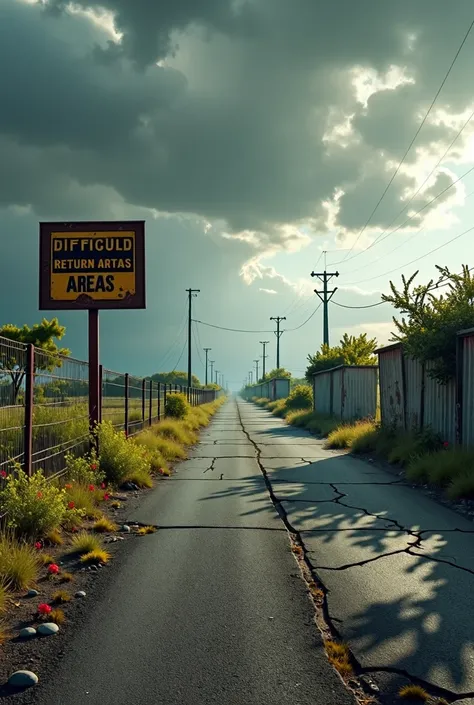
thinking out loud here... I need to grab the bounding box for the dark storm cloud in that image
[2,0,474,244]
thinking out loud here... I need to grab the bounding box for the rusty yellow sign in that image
[39,222,146,310]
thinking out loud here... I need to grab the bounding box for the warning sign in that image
[39,222,145,310]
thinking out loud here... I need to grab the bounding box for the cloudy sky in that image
[1,0,474,389]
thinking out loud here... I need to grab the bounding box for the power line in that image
[331,299,387,309]
[193,319,274,333]
[156,305,187,370]
[337,110,474,269]
[339,17,474,263]
[336,163,474,272]
[345,222,474,285]
[284,304,322,331]
[192,323,205,367]
[171,340,187,373]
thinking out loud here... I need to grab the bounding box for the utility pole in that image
[249,370,253,385]
[254,359,259,382]
[270,317,286,369]
[260,340,269,380]
[186,288,200,388]
[311,267,339,346]
[203,348,211,386]
[215,369,220,385]
[209,360,215,384]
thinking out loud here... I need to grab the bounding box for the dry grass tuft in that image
[137,526,156,535]
[59,572,74,583]
[0,535,41,590]
[325,641,353,678]
[80,549,111,565]
[44,529,64,546]
[110,501,121,509]
[52,590,71,604]
[125,468,153,489]
[49,608,66,625]
[0,621,10,645]
[40,553,55,565]
[398,685,429,701]
[93,517,118,533]
[0,582,7,614]
[325,420,376,450]
[67,531,103,556]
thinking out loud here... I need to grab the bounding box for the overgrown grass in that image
[285,409,314,427]
[406,448,474,499]
[80,549,111,565]
[325,641,353,678]
[50,608,66,625]
[67,531,102,556]
[64,484,102,519]
[93,517,118,533]
[0,534,40,590]
[325,420,376,450]
[153,419,197,445]
[398,685,429,701]
[0,582,7,614]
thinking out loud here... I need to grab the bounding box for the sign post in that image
[39,221,146,434]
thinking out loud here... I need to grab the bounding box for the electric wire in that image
[339,18,474,263]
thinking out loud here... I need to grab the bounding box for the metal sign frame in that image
[39,220,146,310]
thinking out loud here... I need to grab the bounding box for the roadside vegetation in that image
[252,392,474,500]
[0,393,225,658]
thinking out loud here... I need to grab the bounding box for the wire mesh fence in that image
[32,350,89,478]
[0,335,221,479]
[0,338,28,479]
[102,370,126,431]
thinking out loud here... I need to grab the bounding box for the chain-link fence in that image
[0,338,28,479]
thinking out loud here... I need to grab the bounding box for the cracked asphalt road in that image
[21,400,355,705]
[236,401,474,696]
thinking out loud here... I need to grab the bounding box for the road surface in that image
[17,399,355,705]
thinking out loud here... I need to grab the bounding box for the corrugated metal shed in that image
[313,370,332,415]
[460,330,474,446]
[423,362,456,443]
[404,356,424,431]
[341,366,378,420]
[377,345,404,428]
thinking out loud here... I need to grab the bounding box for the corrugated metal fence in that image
[377,331,474,445]
[242,377,290,401]
[313,365,378,421]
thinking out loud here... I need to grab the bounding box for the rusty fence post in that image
[141,379,146,429]
[149,379,153,426]
[124,373,129,437]
[99,364,103,423]
[23,343,34,477]
[157,382,161,421]
[163,384,167,417]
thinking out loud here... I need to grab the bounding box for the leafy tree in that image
[0,318,70,402]
[151,371,202,388]
[262,367,291,381]
[290,377,310,390]
[382,264,474,383]
[305,333,377,381]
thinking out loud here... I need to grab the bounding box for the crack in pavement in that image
[203,457,217,474]
[236,400,474,700]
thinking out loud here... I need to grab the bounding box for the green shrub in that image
[65,451,105,486]
[165,393,189,419]
[286,385,313,410]
[96,421,150,486]
[271,399,288,417]
[387,429,441,467]
[0,468,67,537]
[407,448,474,488]
[64,483,101,519]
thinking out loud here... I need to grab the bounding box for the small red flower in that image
[0,470,7,479]
[48,564,59,574]
[37,491,43,499]
[443,441,449,449]
[103,493,110,501]
[67,501,75,509]
[65,483,72,490]
[38,603,52,615]
[90,464,97,471]
[70,526,78,533]
[34,541,42,550]
[88,484,95,492]
[100,482,106,489]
